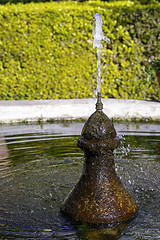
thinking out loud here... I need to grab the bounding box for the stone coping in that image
[0,99,159,124]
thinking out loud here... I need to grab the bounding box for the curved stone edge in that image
[0,99,159,124]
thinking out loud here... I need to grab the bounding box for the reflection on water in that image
[0,123,160,239]
[0,137,9,167]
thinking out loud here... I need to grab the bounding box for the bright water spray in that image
[92,13,110,95]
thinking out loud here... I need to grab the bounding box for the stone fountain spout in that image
[61,95,138,224]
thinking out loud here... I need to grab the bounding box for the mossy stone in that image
[61,108,138,224]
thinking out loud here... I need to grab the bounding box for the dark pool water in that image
[0,122,160,240]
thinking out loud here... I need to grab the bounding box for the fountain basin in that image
[0,122,159,239]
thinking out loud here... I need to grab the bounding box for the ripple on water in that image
[0,129,160,239]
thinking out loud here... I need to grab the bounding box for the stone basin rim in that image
[0,98,159,124]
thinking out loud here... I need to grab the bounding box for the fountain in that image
[61,13,138,224]
[1,12,159,240]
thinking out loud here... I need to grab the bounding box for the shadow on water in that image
[0,122,160,239]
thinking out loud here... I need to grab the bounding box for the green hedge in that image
[0,1,159,100]
[0,0,160,5]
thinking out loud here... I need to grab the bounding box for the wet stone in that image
[61,107,138,224]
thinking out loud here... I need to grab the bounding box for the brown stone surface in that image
[81,110,116,140]
[61,108,138,224]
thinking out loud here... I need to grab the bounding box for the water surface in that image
[0,122,160,239]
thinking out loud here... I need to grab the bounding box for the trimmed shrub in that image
[0,2,159,100]
[1,0,160,5]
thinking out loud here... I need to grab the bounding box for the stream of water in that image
[92,13,110,95]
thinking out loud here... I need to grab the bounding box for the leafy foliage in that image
[145,54,160,83]
[0,2,159,100]
[0,0,160,5]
